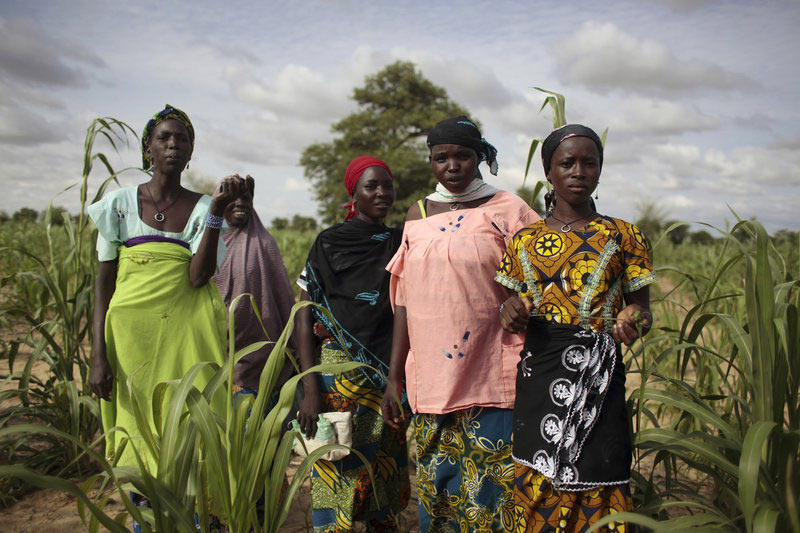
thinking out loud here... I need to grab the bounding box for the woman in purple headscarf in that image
[212,175,296,400]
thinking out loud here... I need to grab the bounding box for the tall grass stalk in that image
[589,219,799,532]
[0,118,143,497]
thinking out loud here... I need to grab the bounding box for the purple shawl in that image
[213,211,296,390]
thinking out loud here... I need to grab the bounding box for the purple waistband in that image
[125,235,190,250]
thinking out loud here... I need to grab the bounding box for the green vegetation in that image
[269,228,316,299]
[1,117,140,501]
[609,222,799,532]
[300,60,471,226]
[2,294,370,532]
[1,85,798,530]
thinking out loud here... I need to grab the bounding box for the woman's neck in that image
[551,201,594,221]
[149,170,183,194]
[355,213,384,225]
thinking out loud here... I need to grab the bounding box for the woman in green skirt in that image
[88,104,243,474]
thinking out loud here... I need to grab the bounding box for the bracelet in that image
[205,212,224,229]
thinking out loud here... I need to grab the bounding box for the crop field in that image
[0,119,798,532]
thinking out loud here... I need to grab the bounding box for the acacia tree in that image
[300,61,471,226]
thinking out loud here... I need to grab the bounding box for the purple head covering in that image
[212,209,296,391]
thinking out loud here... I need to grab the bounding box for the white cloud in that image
[394,50,514,110]
[283,177,309,193]
[0,104,65,145]
[704,145,800,185]
[608,98,718,137]
[553,22,756,95]
[771,131,800,150]
[0,16,105,88]
[659,0,716,12]
[666,194,697,208]
[733,113,775,131]
[0,140,83,212]
[211,63,359,168]
[225,64,351,123]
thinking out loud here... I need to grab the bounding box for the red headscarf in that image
[342,156,393,221]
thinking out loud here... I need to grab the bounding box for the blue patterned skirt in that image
[414,406,516,532]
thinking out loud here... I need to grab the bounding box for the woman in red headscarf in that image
[295,156,410,531]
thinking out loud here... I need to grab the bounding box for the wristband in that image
[205,212,224,229]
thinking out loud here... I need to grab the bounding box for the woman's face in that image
[430,144,479,194]
[146,119,192,173]
[547,136,601,208]
[353,166,395,224]
[224,185,254,228]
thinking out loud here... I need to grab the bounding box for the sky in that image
[0,0,798,232]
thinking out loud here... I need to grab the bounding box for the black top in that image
[304,218,402,386]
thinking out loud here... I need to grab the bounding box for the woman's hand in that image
[297,388,322,439]
[312,322,331,338]
[380,379,409,430]
[613,304,652,346]
[91,260,116,400]
[500,294,533,333]
[210,174,244,216]
[89,353,114,400]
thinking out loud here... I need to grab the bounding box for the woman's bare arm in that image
[188,176,240,287]
[90,260,117,400]
[613,286,652,346]
[295,290,323,438]
[380,305,410,429]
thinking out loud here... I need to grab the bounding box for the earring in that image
[545,189,557,217]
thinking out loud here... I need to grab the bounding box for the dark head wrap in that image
[427,115,499,175]
[541,124,603,176]
[141,104,195,170]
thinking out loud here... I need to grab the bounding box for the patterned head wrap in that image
[342,156,393,221]
[426,115,499,175]
[541,124,603,176]
[141,104,195,170]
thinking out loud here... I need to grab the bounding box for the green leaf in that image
[739,421,777,532]
[523,138,540,182]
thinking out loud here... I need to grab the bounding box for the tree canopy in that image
[12,207,38,223]
[300,61,471,226]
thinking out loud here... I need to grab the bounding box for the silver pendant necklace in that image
[449,202,460,211]
[144,183,182,223]
[549,212,595,233]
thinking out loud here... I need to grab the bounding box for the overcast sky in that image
[1,0,798,232]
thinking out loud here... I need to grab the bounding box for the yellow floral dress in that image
[495,216,655,333]
[495,215,655,533]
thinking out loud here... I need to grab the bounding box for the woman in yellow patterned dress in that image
[495,124,655,532]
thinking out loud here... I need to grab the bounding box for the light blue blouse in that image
[87,186,226,266]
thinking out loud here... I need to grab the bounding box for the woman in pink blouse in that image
[380,116,540,532]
